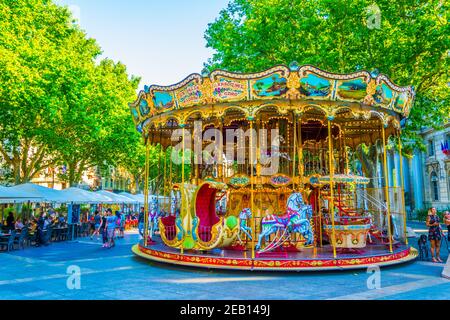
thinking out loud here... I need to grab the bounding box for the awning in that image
[7,183,65,203]
[0,185,43,203]
[59,187,111,204]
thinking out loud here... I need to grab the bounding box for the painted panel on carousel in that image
[212,77,247,102]
[393,91,408,113]
[336,78,368,101]
[130,106,140,123]
[175,80,202,108]
[139,98,150,116]
[152,91,176,111]
[251,73,288,98]
[299,73,331,98]
[228,175,250,188]
[269,174,292,187]
[373,82,394,106]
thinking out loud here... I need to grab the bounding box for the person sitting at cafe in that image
[14,218,24,231]
[44,215,53,230]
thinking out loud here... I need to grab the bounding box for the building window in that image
[431,171,439,201]
[448,170,450,199]
[428,140,435,156]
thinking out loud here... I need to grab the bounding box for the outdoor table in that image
[52,227,67,241]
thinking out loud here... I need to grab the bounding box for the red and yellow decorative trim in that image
[132,244,417,272]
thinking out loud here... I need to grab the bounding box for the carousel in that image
[130,63,418,271]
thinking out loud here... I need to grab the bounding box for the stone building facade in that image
[420,122,450,210]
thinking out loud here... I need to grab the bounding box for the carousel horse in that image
[288,205,314,245]
[170,192,179,216]
[148,196,162,239]
[256,193,314,251]
[237,208,253,244]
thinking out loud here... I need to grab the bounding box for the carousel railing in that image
[164,225,177,241]
[198,225,213,243]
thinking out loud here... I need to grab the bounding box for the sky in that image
[55,0,229,90]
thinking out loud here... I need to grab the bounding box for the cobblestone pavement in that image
[0,224,448,300]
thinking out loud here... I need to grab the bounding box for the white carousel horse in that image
[256,193,314,251]
[148,196,162,239]
[237,208,253,244]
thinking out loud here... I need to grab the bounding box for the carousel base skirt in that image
[132,238,418,272]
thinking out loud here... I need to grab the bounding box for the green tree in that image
[54,59,140,186]
[204,0,449,152]
[0,0,142,188]
[0,0,77,183]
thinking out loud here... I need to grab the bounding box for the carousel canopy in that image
[129,64,415,143]
[0,185,43,203]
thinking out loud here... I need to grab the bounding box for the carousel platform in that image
[132,236,418,272]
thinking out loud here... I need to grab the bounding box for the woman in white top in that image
[15,219,24,231]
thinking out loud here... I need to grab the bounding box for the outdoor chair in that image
[60,227,68,241]
[14,228,28,250]
[0,230,16,252]
[27,231,37,247]
[81,223,89,237]
[43,227,53,245]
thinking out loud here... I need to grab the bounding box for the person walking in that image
[118,211,125,238]
[426,207,443,263]
[91,211,101,240]
[106,209,117,248]
[138,207,145,237]
[444,211,450,241]
[99,211,108,248]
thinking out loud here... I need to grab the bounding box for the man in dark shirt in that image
[138,207,145,237]
[35,214,45,246]
[6,212,15,231]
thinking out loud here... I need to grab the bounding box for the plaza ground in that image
[0,222,449,300]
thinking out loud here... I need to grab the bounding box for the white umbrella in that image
[95,190,138,204]
[119,192,144,204]
[59,187,111,204]
[0,185,43,203]
[7,183,65,203]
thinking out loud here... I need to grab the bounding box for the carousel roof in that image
[129,63,415,135]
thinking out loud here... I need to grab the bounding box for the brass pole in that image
[250,119,256,260]
[143,133,150,247]
[327,119,337,259]
[319,187,323,247]
[181,125,186,254]
[163,147,167,207]
[292,113,297,191]
[397,129,408,245]
[298,118,303,189]
[382,123,394,253]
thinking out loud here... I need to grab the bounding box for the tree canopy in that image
[0,0,143,187]
[204,0,449,152]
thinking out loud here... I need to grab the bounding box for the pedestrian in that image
[118,211,125,238]
[99,211,108,248]
[36,213,45,247]
[89,212,96,238]
[105,209,117,248]
[91,211,101,240]
[426,207,443,263]
[444,210,450,241]
[138,207,145,237]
